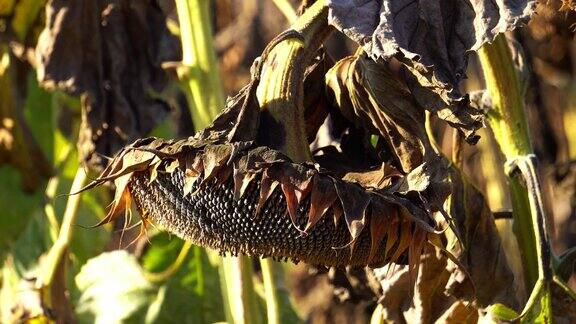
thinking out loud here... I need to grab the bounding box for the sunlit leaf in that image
[75,251,157,324]
[141,235,226,324]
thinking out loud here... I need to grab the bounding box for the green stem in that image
[44,144,73,243]
[36,167,87,305]
[256,0,331,162]
[260,258,280,324]
[222,256,261,324]
[424,111,441,154]
[144,241,193,283]
[477,35,538,290]
[255,2,329,321]
[175,2,258,322]
[175,0,225,127]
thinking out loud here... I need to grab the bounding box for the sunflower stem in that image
[255,2,329,321]
[256,0,331,162]
[222,256,261,324]
[477,34,539,292]
[175,0,225,127]
[175,1,259,322]
[36,167,87,305]
[260,258,281,324]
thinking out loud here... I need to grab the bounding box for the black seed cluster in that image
[129,168,387,267]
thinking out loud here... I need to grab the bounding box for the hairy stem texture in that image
[478,34,538,290]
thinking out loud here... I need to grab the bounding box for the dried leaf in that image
[384,218,399,261]
[368,201,394,265]
[342,163,402,190]
[36,0,180,168]
[233,168,256,200]
[183,175,197,197]
[281,182,305,233]
[388,219,411,264]
[202,145,232,180]
[96,183,131,227]
[334,180,371,242]
[326,55,428,172]
[372,166,518,322]
[165,159,179,173]
[408,227,426,286]
[227,83,261,143]
[327,0,535,139]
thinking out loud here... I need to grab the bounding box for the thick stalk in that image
[176,0,225,127]
[222,256,261,324]
[260,258,280,324]
[477,35,538,290]
[256,0,331,162]
[255,1,329,321]
[175,1,257,322]
[478,127,525,300]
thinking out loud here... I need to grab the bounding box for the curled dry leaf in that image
[326,0,536,142]
[372,167,517,322]
[36,0,180,169]
[326,54,430,173]
[325,54,450,212]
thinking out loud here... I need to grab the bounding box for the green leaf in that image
[0,71,52,260]
[516,278,576,324]
[521,282,553,324]
[23,72,54,159]
[75,251,157,324]
[140,234,226,324]
[76,236,226,324]
[487,303,519,321]
[0,168,44,259]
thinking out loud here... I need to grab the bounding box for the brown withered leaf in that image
[302,52,335,142]
[202,145,233,181]
[326,54,450,213]
[327,0,535,141]
[326,55,429,173]
[36,0,180,169]
[368,201,392,263]
[343,163,402,190]
[334,179,371,243]
[372,166,517,322]
[255,170,279,214]
[375,247,476,324]
[305,175,338,232]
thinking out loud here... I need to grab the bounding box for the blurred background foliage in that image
[0,0,574,323]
